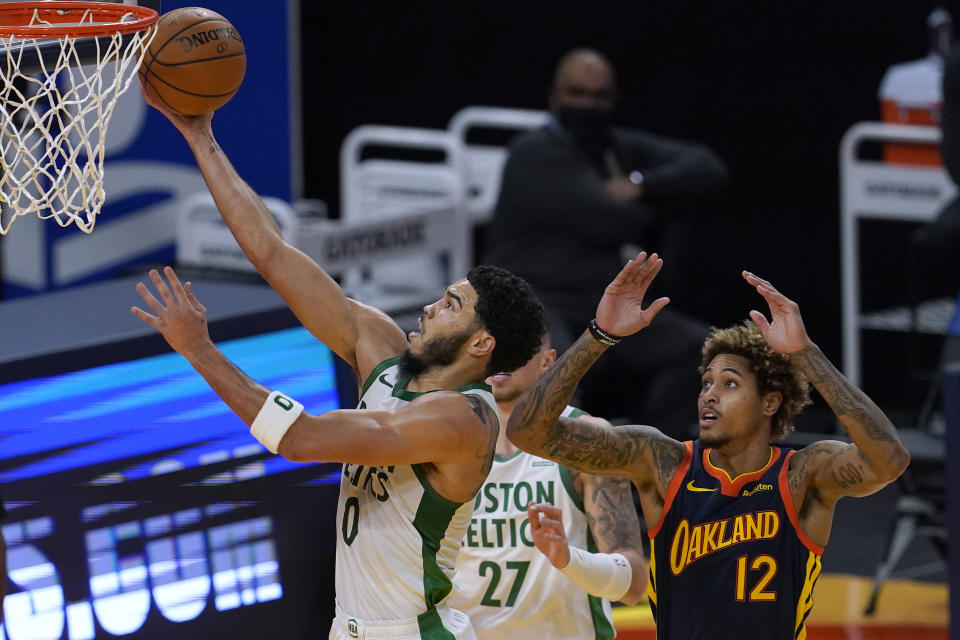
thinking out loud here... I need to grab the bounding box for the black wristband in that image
[588,319,622,346]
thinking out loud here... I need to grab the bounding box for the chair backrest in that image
[338,125,469,311]
[176,192,299,273]
[340,125,465,222]
[448,106,550,223]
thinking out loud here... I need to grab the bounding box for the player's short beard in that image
[491,382,523,404]
[398,328,474,379]
[698,430,732,449]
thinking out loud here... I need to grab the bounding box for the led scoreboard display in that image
[0,327,353,639]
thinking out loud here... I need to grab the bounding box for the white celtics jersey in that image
[334,356,497,625]
[449,406,616,640]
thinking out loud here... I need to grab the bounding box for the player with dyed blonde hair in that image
[508,253,910,640]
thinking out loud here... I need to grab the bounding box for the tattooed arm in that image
[524,415,648,603]
[580,471,649,604]
[507,252,681,484]
[743,271,910,501]
[791,344,910,498]
[508,330,686,489]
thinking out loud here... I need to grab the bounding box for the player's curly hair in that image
[468,265,547,376]
[699,321,811,439]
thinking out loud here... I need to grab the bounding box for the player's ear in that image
[541,348,557,370]
[762,391,782,417]
[467,329,495,359]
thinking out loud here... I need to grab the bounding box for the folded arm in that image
[627,131,730,201]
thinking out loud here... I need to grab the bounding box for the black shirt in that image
[484,124,728,301]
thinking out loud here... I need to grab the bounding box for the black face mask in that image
[553,104,614,143]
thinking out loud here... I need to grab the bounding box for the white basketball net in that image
[0,9,157,234]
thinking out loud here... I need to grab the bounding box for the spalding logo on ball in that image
[139,7,246,116]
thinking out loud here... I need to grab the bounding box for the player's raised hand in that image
[139,80,213,135]
[527,502,571,569]
[742,271,812,354]
[132,266,211,356]
[594,252,670,338]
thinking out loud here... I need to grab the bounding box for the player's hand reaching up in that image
[132,266,212,356]
[140,80,213,137]
[594,252,670,339]
[527,503,571,569]
[742,271,813,354]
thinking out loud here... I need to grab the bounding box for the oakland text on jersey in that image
[342,463,395,502]
[670,510,781,574]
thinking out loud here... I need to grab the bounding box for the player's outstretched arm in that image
[132,267,495,501]
[742,271,911,500]
[141,88,406,374]
[133,266,278,422]
[507,253,681,485]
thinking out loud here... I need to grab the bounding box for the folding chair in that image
[863,292,957,614]
[448,106,549,224]
[339,125,469,312]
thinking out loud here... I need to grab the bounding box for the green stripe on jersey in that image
[412,464,463,610]
[559,465,585,513]
[391,376,493,401]
[416,606,456,640]
[493,449,525,463]
[360,356,400,397]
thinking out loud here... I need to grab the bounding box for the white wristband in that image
[558,546,632,602]
[250,390,304,454]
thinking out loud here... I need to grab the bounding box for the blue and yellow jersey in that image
[648,440,823,640]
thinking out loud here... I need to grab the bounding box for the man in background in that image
[484,48,729,437]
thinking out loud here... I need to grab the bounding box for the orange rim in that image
[0,2,158,39]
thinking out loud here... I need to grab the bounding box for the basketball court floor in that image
[613,576,947,639]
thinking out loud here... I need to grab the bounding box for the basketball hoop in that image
[0,1,159,234]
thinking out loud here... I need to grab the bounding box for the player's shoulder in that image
[409,389,497,426]
[791,439,848,462]
[787,439,849,478]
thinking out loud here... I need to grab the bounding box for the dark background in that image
[300,1,960,423]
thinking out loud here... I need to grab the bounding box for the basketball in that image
[139,7,246,116]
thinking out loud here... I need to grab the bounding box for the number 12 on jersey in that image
[735,554,777,601]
